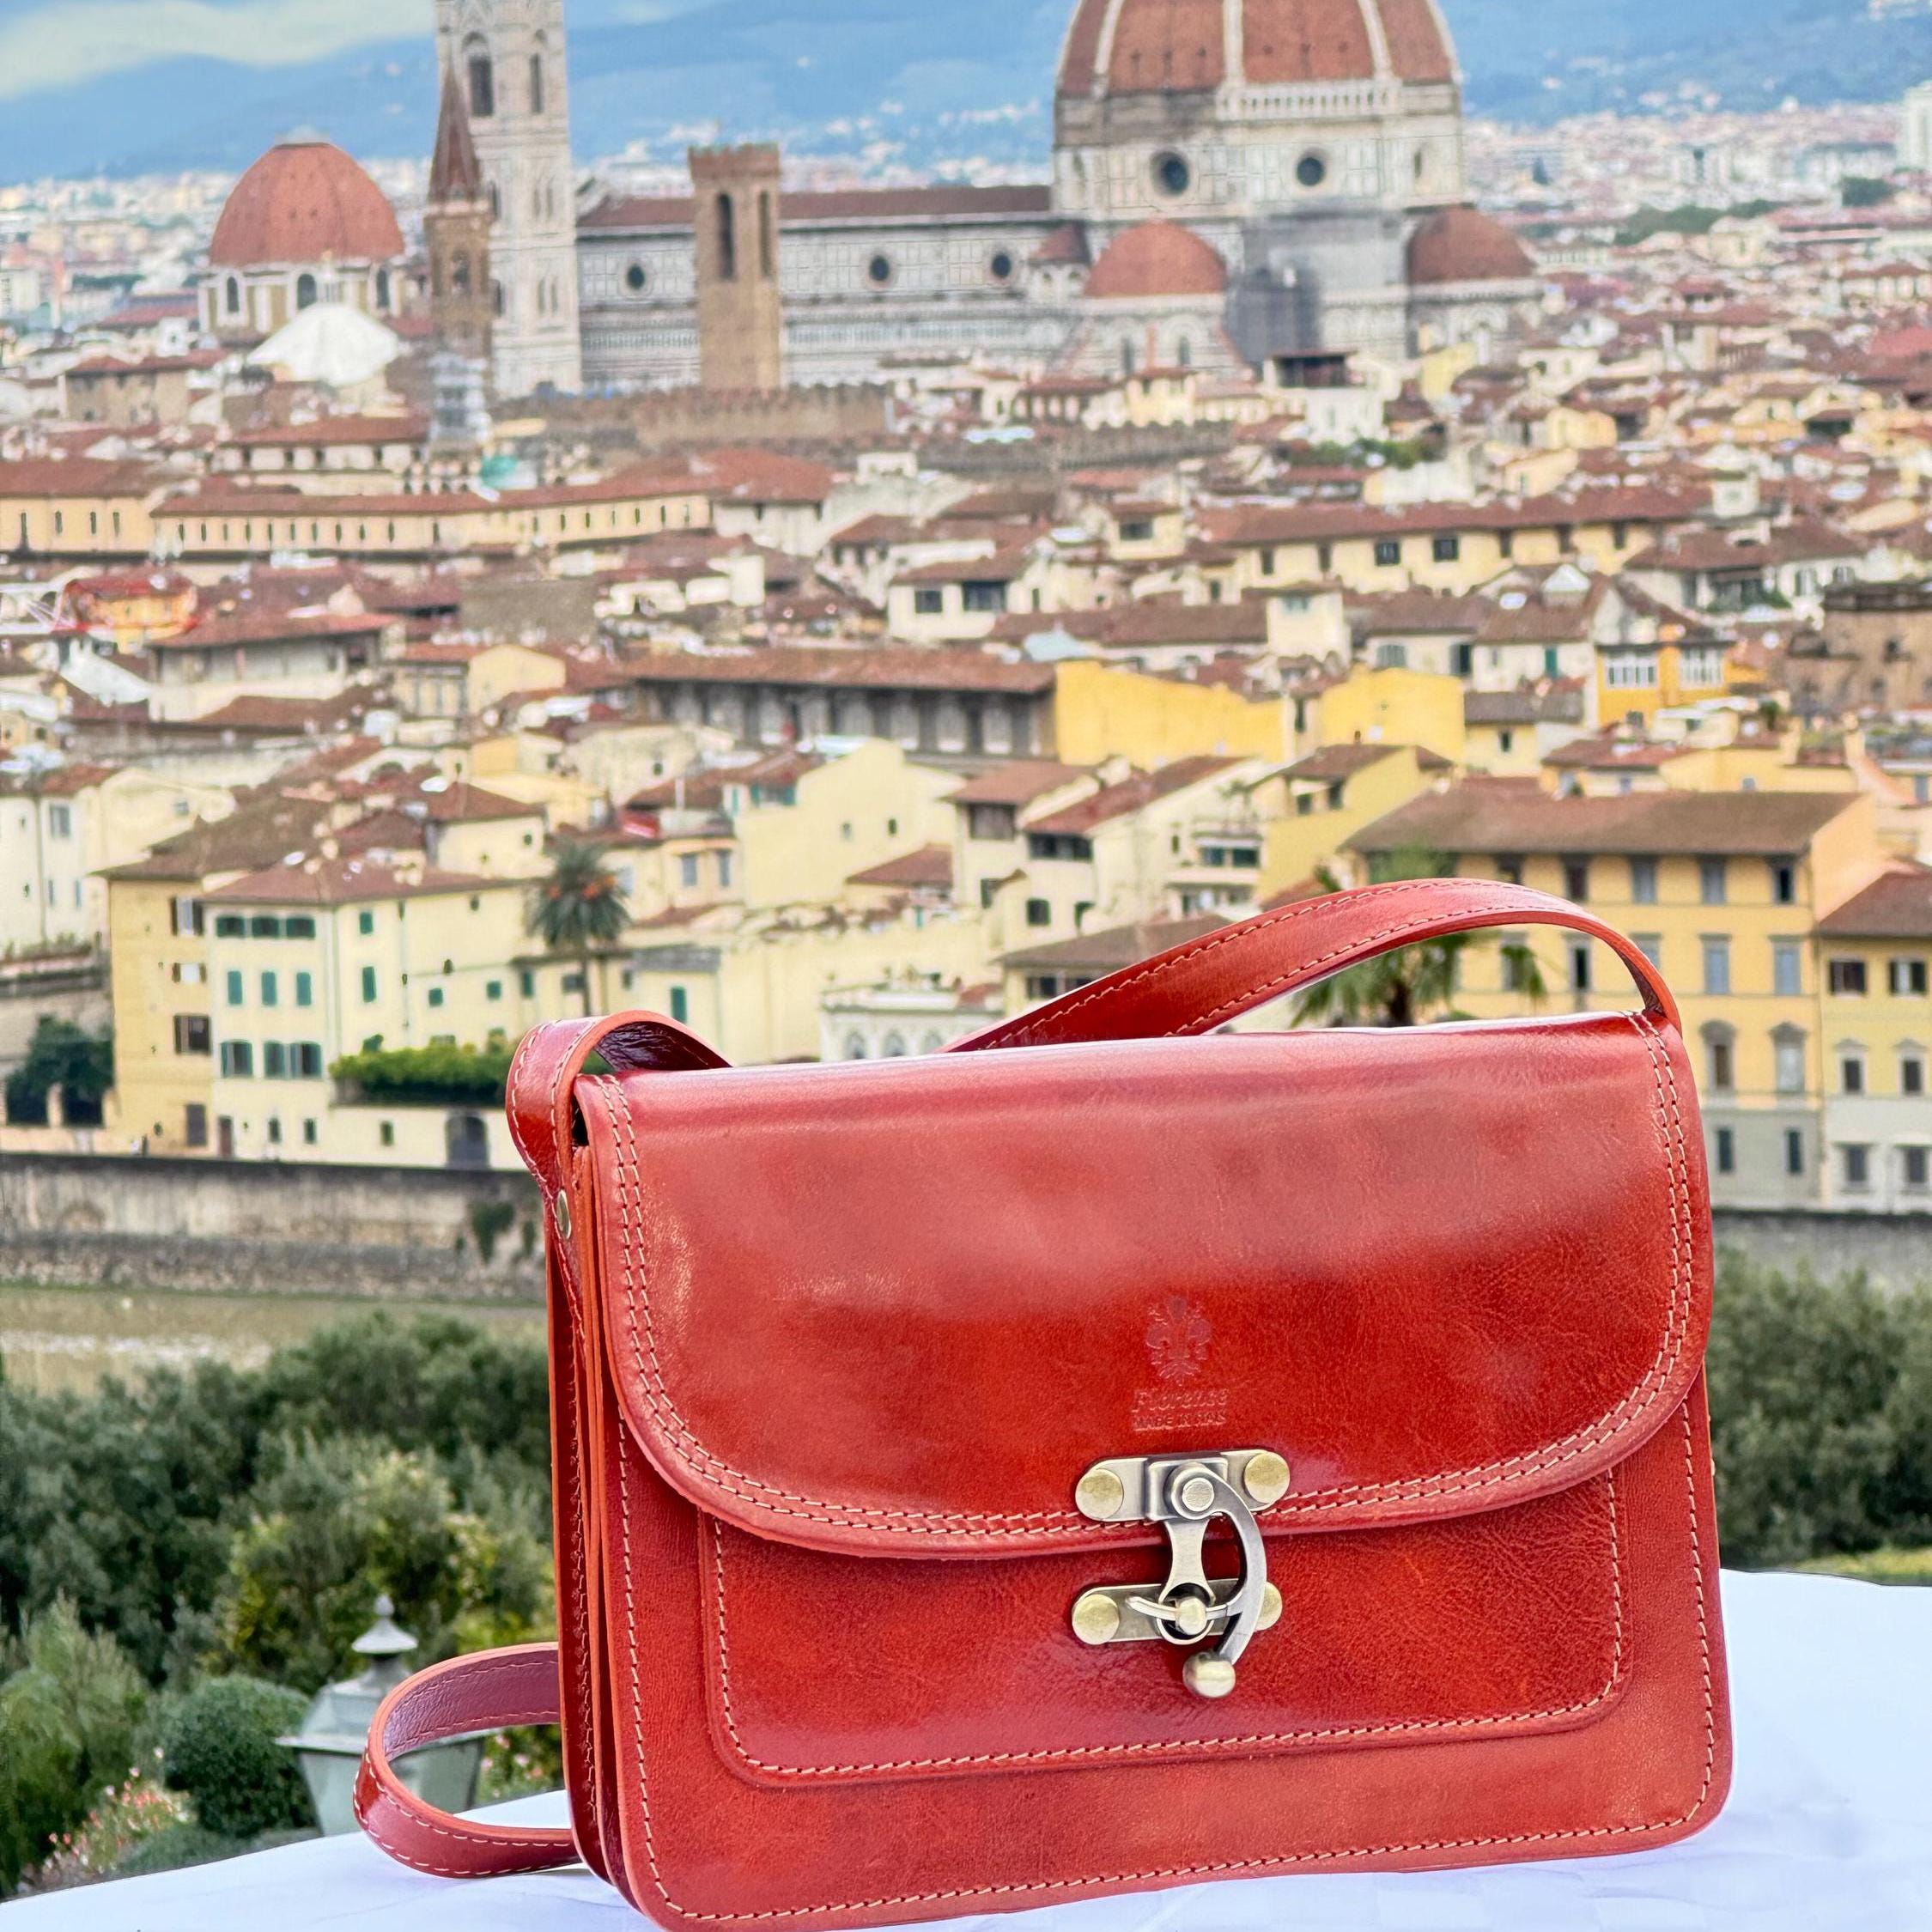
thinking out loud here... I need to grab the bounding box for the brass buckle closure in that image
[1068,1450,1288,1698]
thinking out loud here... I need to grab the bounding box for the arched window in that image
[1176,337,1192,367]
[757,191,775,279]
[882,1033,908,1059]
[528,49,545,115]
[716,191,737,280]
[487,181,501,219]
[493,279,506,318]
[374,267,391,311]
[295,272,318,310]
[844,1034,867,1061]
[1120,338,1136,376]
[224,275,241,315]
[452,252,471,295]
[466,40,495,118]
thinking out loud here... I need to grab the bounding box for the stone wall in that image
[0,1151,544,1301]
[1712,1208,1932,1294]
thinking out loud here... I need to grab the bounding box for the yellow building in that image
[1251,744,1451,896]
[1348,784,1886,1210]
[0,458,162,559]
[1052,658,1285,769]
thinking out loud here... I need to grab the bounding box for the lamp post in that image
[279,1595,484,1836]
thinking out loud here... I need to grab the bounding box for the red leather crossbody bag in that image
[357,880,1732,1924]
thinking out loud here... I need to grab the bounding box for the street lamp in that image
[279,1595,484,1836]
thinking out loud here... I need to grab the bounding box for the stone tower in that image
[434,0,582,397]
[689,144,783,393]
[425,65,493,361]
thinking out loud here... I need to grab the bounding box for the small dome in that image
[1059,0,1455,98]
[1407,207,1536,286]
[1085,221,1226,300]
[210,137,405,270]
[246,303,401,389]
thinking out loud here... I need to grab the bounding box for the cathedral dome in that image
[1058,0,1456,98]
[1407,206,1535,285]
[1086,221,1226,299]
[210,136,405,269]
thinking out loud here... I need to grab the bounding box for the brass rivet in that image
[1071,1591,1122,1645]
[1183,1653,1237,1698]
[1258,1582,1283,1630]
[553,1193,573,1240]
[1242,1451,1291,1508]
[1075,1467,1126,1521]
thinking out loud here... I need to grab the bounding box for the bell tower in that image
[426,64,493,361]
[690,144,784,393]
[434,0,582,397]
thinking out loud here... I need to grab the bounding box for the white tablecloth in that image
[13,1571,1929,1931]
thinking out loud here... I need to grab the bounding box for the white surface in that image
[12,1571,1929,1931]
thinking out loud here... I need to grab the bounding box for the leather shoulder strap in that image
[954,878,1678,1052]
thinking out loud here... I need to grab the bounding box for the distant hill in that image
[3,0,1928,185]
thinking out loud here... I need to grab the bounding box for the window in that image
[428,987,445,1009]
[1770,860,1797,905]
[286,914,315,939]
[1632,933,1663,970]
[219,1041,253,1078]
[295,1044,323,1078]
[1828,957,1868,996]
[295,272,318,310]
[1774,1029,1807,1095]
[1714,1127,1735,1176]
[1773,939,1802,998]
[670,986,690,1024]
[1026,898,1053,927]
[263,1042,286,1078]
[1500,933,1534,993]
[171,896,204,937]
[215,914,246,939]
[294,971,313,1008]
[361,965,378,1004]
[250,914,280,939]
[1840,1052,1865,1097]
[758,191,775,278]
[1431,535,1461,563]
[679,854,700,890]
[359,909,375,936]
[224,276,240,315]
[225,970,244,1006]
[1786,1129,1805,1177]
[380,1121,396,1149]
[173,1015,210,1055]
[468,49,495,118]
[1905,1146,1930,1193]
[1704,1029,1735,1093]
[624,261,648,295]
[963,581,1007,613]
[519,969,536,998]
[913,587,945,615]
[1563,858,1589,903]
[1701,936,1731,996]
[486,980,503,1003]
[1152,151,1191,197]
[1373,539,1402,568]
[1889,957,1929,996]
[185,1104,208,1149]
[1698,858,1727,906]
[528,50,544,113]
[1841,1144,1871,1192]
[1629,857,1658,903]
[717,851,733,890]
[259,971,277,1008]
[868,252,895,288]
[1296,151,1327,188]
[1903,1052,1926,1097]
[303,1119,319,1147]
[46,804,71,839]
[1569,940,1592,993]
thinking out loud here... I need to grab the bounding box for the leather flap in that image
[578,1013,1708,1558]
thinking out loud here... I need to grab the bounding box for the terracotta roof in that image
[228,412,427,447]
[1001,914,1223,973]
[152,609,386,652]
[627,646,1056,696]
[948,759,1091,805]
[208,137,404,269]
[848,845,954,890]
[1084,221,1226,301]
[1464,685,1586,726]
[204,859,493,905]
[406,780,538,823]
[1027,755,1242,835]
[0,457,160,498]
[102,794,338,882]
[1350,783,1858,860]
[428,65,485,205]
[1274,743,1441,782]
[693,446,836,506]
[1058,0,1455,94]
[1817,868,1932,939]
[1407,208,1536,287]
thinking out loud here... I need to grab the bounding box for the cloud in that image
[0,0,433,100]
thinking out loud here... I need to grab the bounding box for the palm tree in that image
[1291,853,1546,1029]
[529,840,629,1017]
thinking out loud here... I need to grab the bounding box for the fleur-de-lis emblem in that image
[1145,1295,1212,1385]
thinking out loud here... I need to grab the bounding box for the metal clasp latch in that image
[1069,1450,1289,1699]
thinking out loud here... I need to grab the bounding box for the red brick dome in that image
[1086,221,1226,300]
[1059,0,1456,97]
[1407,206,1536,285]
[209,137,405,269]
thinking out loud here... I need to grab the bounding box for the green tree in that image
[329,1040,515,1107]
[1291,856,1546,1029]
[528,839,629,1017]
[4,1018,113,1127]
[0,1601,148,1892]
[159,1674,311,1839]
[1842,175,1896,209]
